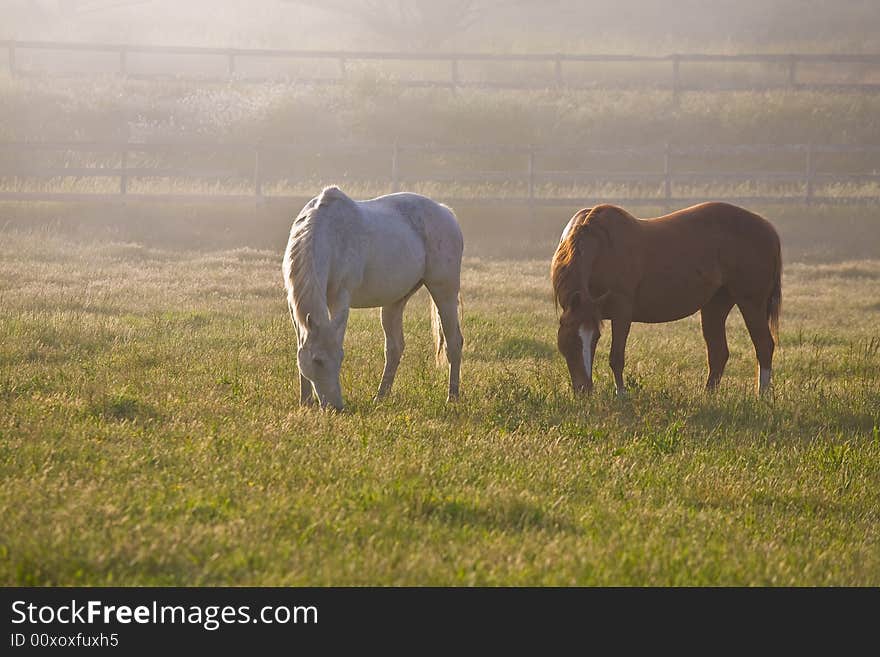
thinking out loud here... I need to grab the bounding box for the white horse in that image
[282,186,464,410]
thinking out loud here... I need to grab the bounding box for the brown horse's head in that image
[551,208,610,393]
[555,288,609,393]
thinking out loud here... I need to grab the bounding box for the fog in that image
[4,1,879,51]
[1,1,879,261]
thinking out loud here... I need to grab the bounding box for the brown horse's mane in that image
[551,205,622,313]
[552,208,589,312]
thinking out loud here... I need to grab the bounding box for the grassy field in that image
[1,227,878,586]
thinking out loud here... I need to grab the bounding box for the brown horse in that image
[551,202,781,395]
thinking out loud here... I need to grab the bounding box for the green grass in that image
[1,230,878,586]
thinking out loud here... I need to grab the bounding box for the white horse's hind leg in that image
[376,297,409,399]
[427,286,462,401]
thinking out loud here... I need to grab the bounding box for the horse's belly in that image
[349,241,426,308]
[349,276,421,308]
[633,300,704,323]
[633,271,720,322]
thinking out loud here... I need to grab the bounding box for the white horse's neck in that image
[284,187,363,329]
[285,211,330,330]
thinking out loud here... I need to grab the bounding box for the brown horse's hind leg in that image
[738,300,775,395]
[700,289,734,391]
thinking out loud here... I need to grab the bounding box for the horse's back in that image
[344,192,462,306]
[625,202,779,320]
[363,192,463,283]
[679,201,778,274]
[645,202,778,256]
[649,202,779,297]
[366,192,461,239]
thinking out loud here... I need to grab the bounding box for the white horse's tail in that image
[430,298,444,366]
[430,293,462,366]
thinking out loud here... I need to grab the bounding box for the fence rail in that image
[2,39,880,92]
[2,140,880,208]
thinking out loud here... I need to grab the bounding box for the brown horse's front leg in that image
[610,316,631,396]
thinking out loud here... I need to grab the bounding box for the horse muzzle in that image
[316,385,344,412]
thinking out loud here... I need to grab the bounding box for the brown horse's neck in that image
[575,234,601,293]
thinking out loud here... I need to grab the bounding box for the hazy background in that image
[4,1,880,51]
[1,0,879,260]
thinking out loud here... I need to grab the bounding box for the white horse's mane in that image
[283,185,351,327]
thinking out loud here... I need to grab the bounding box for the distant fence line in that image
[1,140,879,207]
[2,39,880,92]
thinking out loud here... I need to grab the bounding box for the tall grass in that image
[0,229,877,585]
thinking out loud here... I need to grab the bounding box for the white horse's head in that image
[297,312,345,411]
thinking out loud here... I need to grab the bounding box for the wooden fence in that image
[1,141,879,207]
[2,39,880,92]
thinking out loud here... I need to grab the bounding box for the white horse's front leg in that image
[291,304,317,407]
[327,290,351,402]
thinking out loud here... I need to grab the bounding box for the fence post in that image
[119,149,127,195]
[253,147,262,198]
[787,55,798,89]
[664,142,672,205]
[338,57,347,81]
[805,142,814,204]
[8,41,15,76]
[450,58,459,90]
[227,51,235,78]
[671,55,681,101]
[554,56,563,87]
[391,142,400,193]
[118,47,128,77]
[527,148,535,202]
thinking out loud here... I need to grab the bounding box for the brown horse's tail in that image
[768,243,782,345]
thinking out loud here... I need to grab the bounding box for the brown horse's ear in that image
[306,312,313,330]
